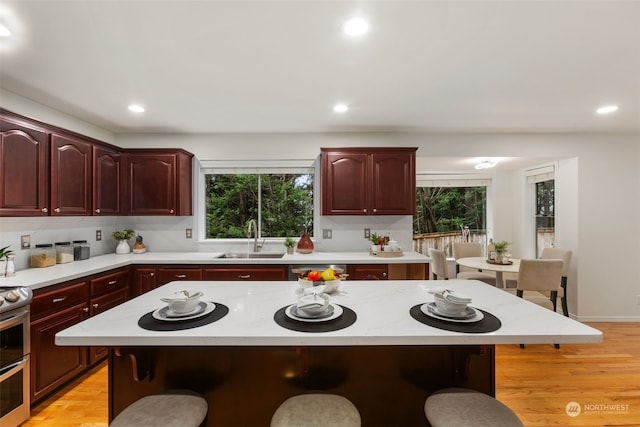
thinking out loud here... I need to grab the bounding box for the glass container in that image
[55,242,75,264]
[31,244,56,268]
[72,240,90,260]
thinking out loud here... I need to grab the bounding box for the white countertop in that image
[56,279,602,347]
[0,251,429,291]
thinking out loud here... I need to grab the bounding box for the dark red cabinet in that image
[93,145,122,215]
[50,133,93,216]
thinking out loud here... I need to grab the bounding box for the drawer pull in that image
[41,207,48,213]
[95,208,101,214]
[108,280,117,285]
[170,209,175,214]
[54,207,61,213]
[238,274,251,279]
[93,303,99,308]
[175,274,187,279]
[52,297,67,303]
[83,307,89,312]
[150,273,154,277]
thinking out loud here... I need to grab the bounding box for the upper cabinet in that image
[125,150,193,216]
[50,133,93,216]
[0,115,50,216]
[93,145,122,215]
[321,147,417,215]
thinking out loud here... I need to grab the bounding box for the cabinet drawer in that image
[203,266,287,281]
[31,282,89,320]
[156,268,202,285]
[90,268,130,297]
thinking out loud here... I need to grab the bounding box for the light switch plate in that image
[21,235,31,249]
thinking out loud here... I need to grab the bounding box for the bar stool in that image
[110,390,208,427]
[424,388,523,427]
[271,394,361,427]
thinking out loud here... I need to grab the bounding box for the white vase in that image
[116,240,131,254]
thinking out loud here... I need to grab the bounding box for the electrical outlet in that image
[364,228,371,239]
[21,235,31,249]
[323,229,332,239]
[186,228,192,239]
[96,230,102,241]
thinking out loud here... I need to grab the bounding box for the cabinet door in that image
[134,268,157,296]
[347,264,388,280]
[30,303,89,403]
[93,145,122,215]
[0,116,49,216]
[51,133,92,216]
[88,288,128,364]
[127,154,177,215]
[203,265,288,281]
[371,151,415,215]
[321,151,369,215]
[90,268,130,298]
[156,267,202,286]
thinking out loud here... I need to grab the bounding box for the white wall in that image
[2,92,639,320]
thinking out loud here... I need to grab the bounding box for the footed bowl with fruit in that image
[298,278,340,293]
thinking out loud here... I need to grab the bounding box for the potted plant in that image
[284,237,296,254]
[112,229,135,254]
[493,240,510,263]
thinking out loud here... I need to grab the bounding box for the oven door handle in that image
[0,358,28,382]
[0,308,29,330]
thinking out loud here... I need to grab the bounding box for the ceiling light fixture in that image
[333,103,348,113]
[0,24,10,37]
[475,159,497,170]
[343,17,369,37]
[128,104,145,113]
[596,105,618,115]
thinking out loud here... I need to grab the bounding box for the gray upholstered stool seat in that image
[425,388,523,427]
[110,390,208,427]
[271,394,361,427]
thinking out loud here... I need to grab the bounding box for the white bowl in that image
[161,290,203,314]
[296,293,330,315]
[298,278,340,293]
[433,293,468,315]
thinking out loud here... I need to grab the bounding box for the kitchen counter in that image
[0,250,429,291]
[56,279,601,346]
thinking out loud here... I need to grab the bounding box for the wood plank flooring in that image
[21,322,640,426]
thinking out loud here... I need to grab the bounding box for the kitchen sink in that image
[217,252,286,259]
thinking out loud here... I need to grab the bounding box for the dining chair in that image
[512,258,564,348]
[541,248,572,317]
[110,389,208,427]
[452,242,497,285]
[428,248,449,280]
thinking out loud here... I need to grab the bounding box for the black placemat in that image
[274,304,356,333]
[138,302,229,331]
[410,304,501,333]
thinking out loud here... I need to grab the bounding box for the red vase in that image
[297,231,314,254]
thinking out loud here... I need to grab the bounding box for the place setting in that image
[274,286,356,333]
[410,288,501,333]
[138,289,229,331]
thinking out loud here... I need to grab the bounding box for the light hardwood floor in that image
[21,322,640,426]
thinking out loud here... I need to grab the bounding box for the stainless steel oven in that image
[0,287,32,427]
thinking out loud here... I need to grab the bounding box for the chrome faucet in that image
[247,219,259,252]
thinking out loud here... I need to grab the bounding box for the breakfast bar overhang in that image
[56,280,602,426]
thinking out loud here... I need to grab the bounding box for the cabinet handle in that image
[52,296,67,303]
[373,208,377,212]
[150,273,154,277]
[95,208,101,214]
[41,207,48,213]
[175,274,187,279]
[108,280,117,285]
[238,274,251,279]
[382,272,387,277]
[54,207,61,213]
[83,307,89,312]
[169,209,175,214]
[93,303,99,308]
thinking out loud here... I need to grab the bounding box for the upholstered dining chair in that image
[428,248,449,280]
[452,242,497,285]
[541,248,572,317]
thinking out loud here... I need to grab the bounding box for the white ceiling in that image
[1,0,638,138]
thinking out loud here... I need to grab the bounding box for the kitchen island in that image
[56,279,601,426]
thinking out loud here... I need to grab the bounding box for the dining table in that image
[56,278,600,426]
[455,256,520,288]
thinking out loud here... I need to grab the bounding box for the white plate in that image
[285,304,343,323]
[421,303,484,323]
[153,301,215,322]
[291,304,335,319]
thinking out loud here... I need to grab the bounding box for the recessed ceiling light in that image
[596,105,618,114]
[0,24,10,37]
[333,103,348,113]
[475,159,497,170]
[128,104,145,113]
[343,17,369,37]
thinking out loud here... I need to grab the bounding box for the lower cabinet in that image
[203,265,288,281]
[156,267,203,286]
[347,264,389,280]
[134,267,157,296]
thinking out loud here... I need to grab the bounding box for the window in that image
[535,179,555,256]
[201,161,314,239]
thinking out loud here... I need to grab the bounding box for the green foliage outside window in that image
[414,187,486,234]
[205,173,313,239]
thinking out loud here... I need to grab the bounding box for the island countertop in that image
[56,279,601,347]
[1,250,429,290]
